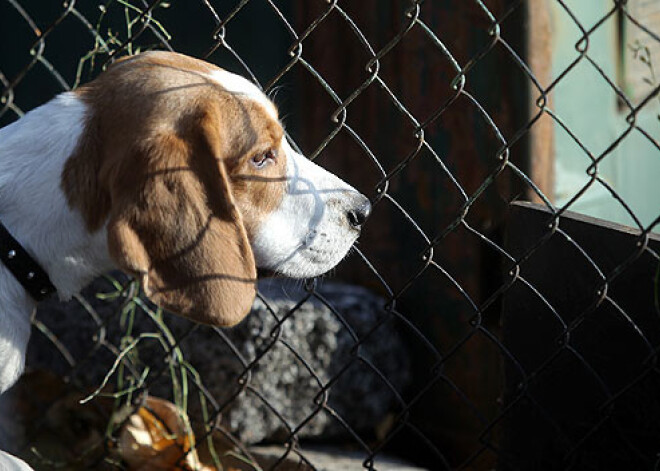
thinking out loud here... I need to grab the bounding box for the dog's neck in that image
[0,93,115,392]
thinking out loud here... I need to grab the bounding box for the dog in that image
[0,51,370,469]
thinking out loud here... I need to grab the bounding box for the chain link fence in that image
[1,0,660,470]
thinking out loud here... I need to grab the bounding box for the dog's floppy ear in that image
[106,114,256,326]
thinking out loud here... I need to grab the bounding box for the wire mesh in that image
[1,0,660,470]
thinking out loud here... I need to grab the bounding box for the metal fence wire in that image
[1,0,660,470]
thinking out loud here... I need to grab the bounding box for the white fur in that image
[0,451,33,470]
[207,69,278,120]
[0,93,115,394]
[252,140,364,277]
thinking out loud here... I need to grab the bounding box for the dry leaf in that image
[118,396,213,471]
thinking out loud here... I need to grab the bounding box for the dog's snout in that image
[347,195,371,229]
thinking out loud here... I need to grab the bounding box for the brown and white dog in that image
[0,51,370,397]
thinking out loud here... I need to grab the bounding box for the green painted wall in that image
[551,0,660,229]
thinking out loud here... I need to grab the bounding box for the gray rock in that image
[27,276,411,444]
[251,445,429,471]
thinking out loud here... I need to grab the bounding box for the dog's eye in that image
[251,149,276,169]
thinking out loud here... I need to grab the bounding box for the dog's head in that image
[62,51,370,327]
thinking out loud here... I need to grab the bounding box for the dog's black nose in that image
[347,196,371,228]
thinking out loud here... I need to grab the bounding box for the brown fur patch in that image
[61,51,287,326]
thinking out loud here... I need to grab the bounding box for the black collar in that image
[0,221,56,301]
